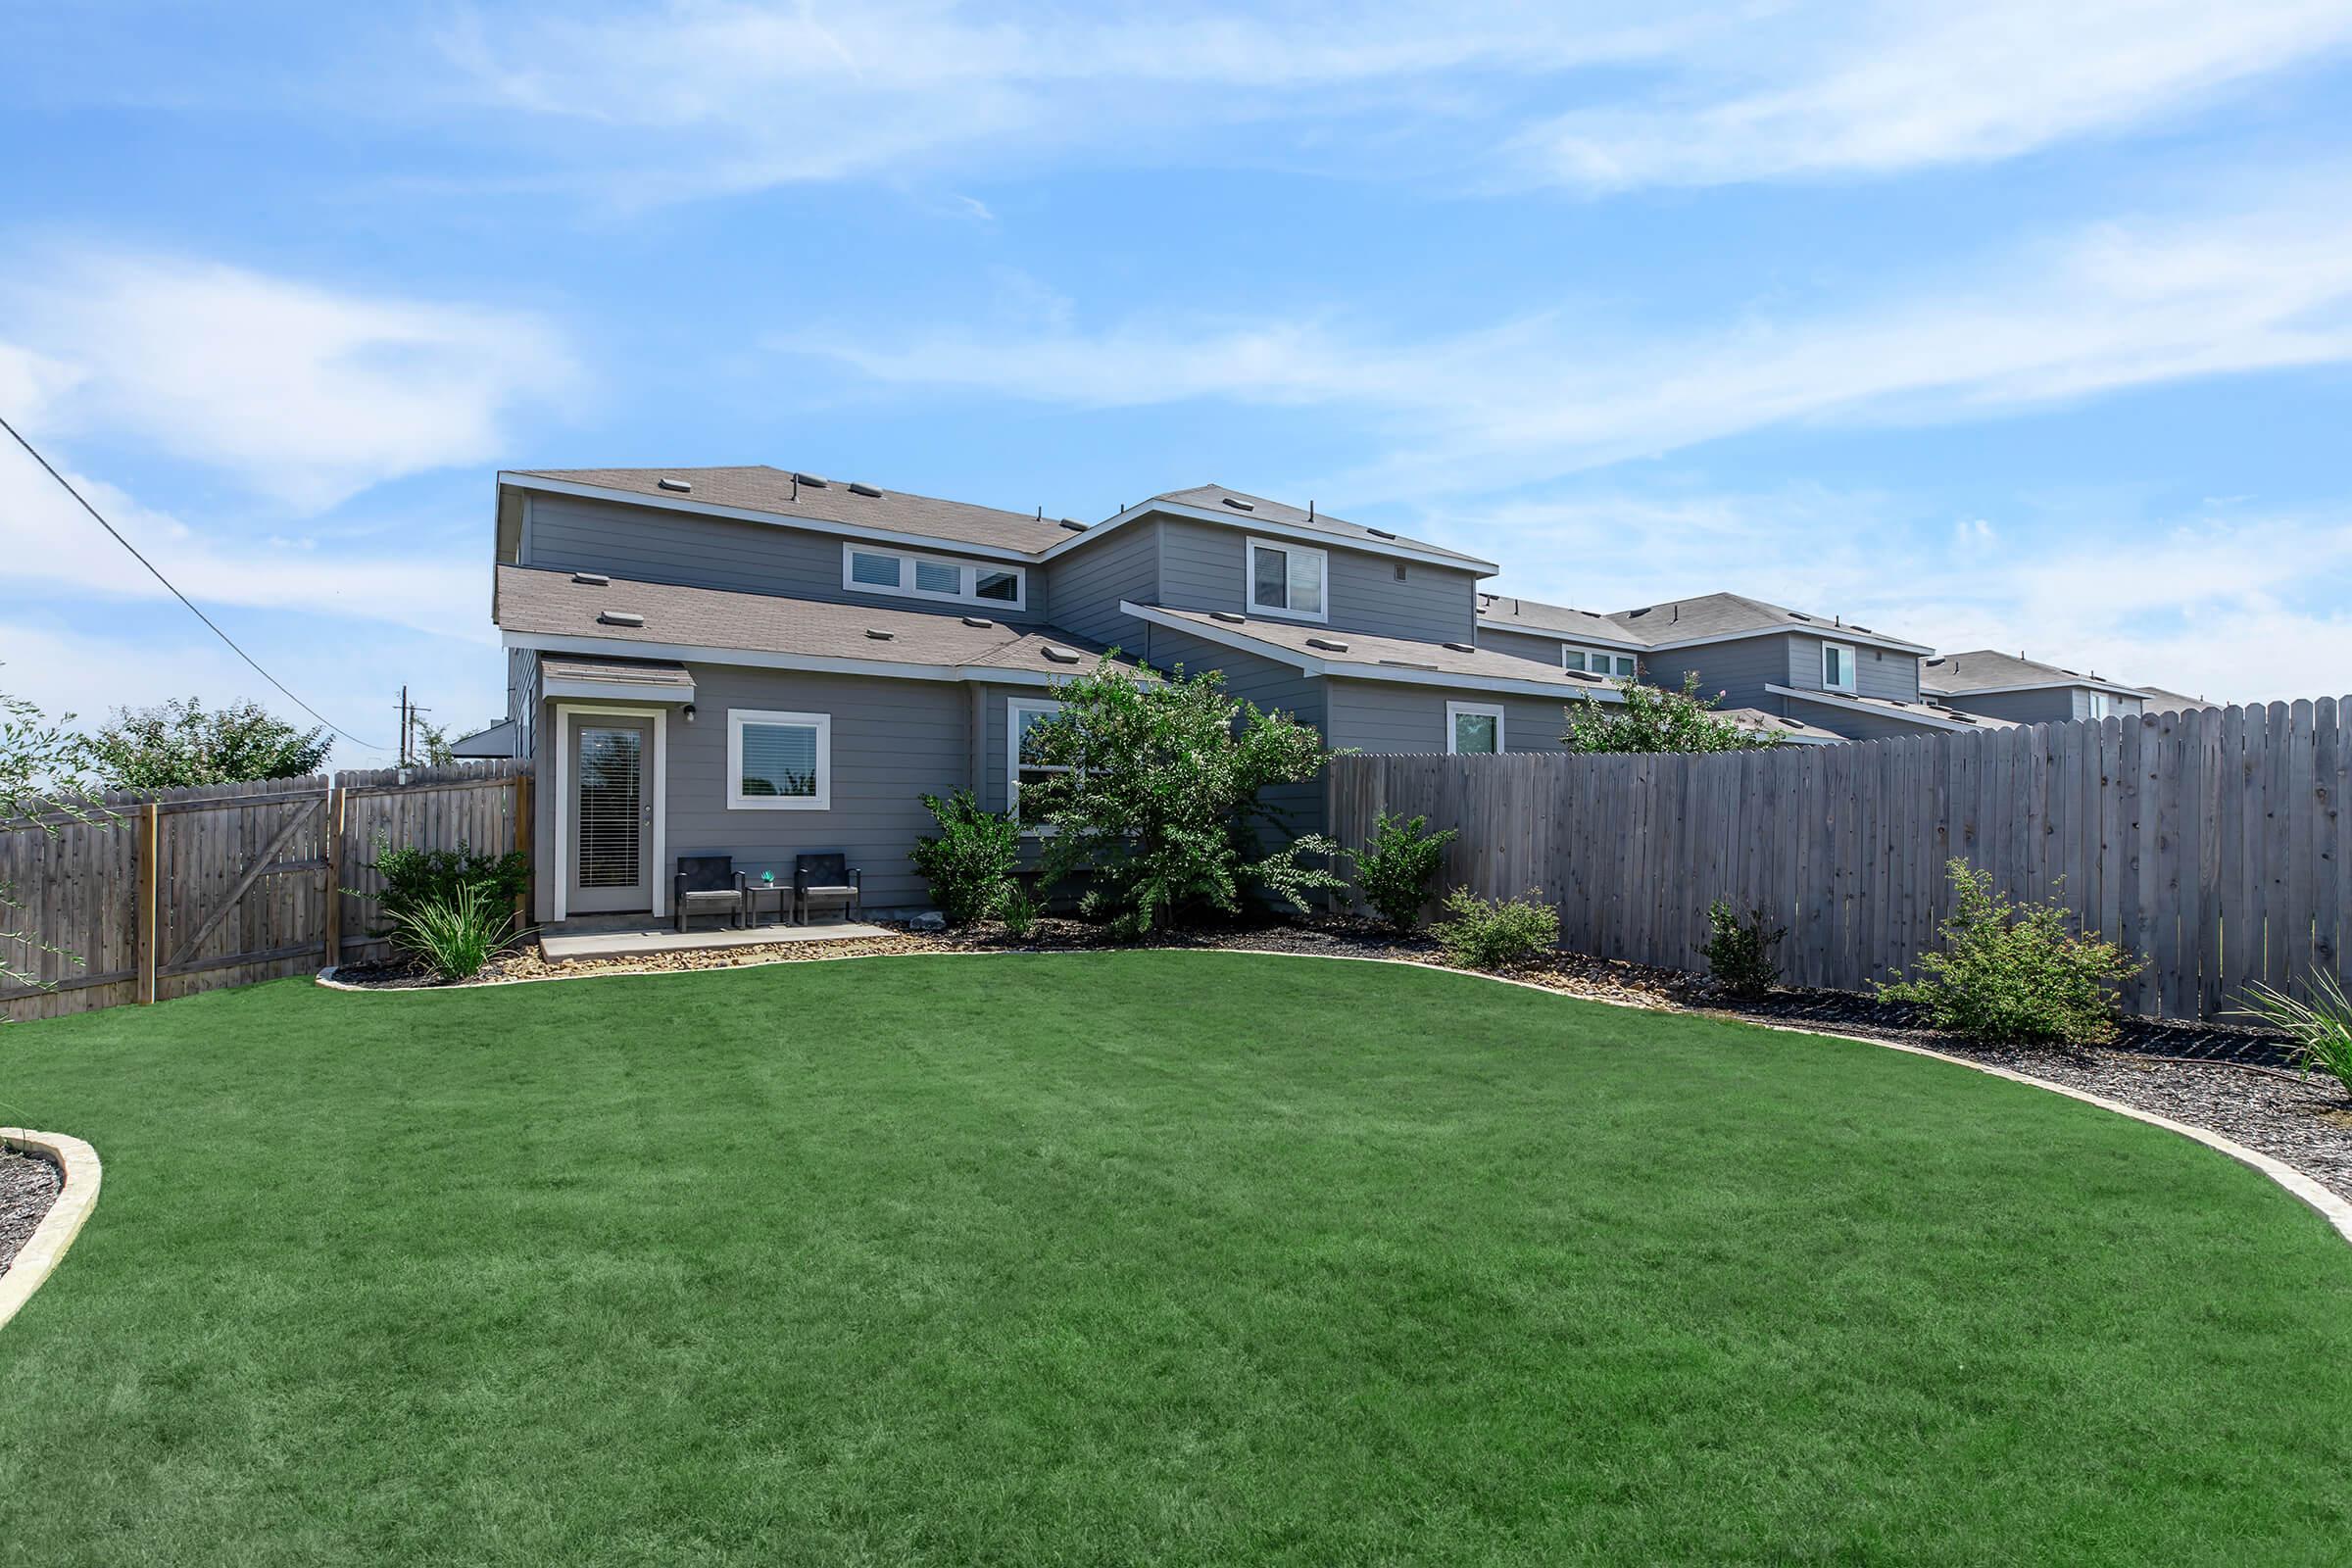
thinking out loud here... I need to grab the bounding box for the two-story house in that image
[489,468,1635,923]
[1919,651,2151,724]
[1474,591,2005,742]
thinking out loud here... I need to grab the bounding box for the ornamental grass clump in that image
[1349,811,1456,931]
[1877,858,2141,1046]
[390,883,526,982]
[2234,973,2352,1099]
[1432,888,1558,971]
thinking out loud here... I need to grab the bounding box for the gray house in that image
[1920,651,2152,724]
[1475,591,2008,742]
[491,468,1633,923]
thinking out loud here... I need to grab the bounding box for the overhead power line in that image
[1,412,392,753]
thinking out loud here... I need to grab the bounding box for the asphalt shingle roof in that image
[1148,486,1496,570]
[497,565,1128,680]
[1476,589,1929,652]
[1138,604,1623,695]
[513,466,1077,555]
[1476,594,1648,645]
[1920,649,2147,697]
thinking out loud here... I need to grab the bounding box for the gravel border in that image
[0,1147,64,1279]
[326,915,2352,1204]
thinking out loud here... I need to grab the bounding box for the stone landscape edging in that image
[0,1130,102,1332]
[318,946,2352,1250]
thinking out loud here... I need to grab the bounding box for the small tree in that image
[1878,859,2142,1046]
[83,697,330,789]
[1350,811,1456,931]
[1562,672,1780,755]
[908,790,1021,926]
[1022,660,1343,939]
[1,681,105,1004]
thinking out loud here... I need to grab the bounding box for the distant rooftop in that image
[1479,589,1930,653]
[1143,486,1498,571]
[1921,649,2148,698]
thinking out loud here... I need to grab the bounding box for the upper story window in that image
[1247,537,1327,622]
[842,543,1024,609]
[2086,691,2112,720]
[1564,646,1638,680]
[1821,641,1858,694]
[1447,701,1504,755]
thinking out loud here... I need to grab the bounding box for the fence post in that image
[513,769,534,930]
[323,783,346,969]
[135,800,160,1004]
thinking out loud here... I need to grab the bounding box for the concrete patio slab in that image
[539,916,894,962]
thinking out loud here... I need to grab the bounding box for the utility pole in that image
[394,686,430,766]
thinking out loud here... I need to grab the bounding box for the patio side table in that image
[742,883,790,930]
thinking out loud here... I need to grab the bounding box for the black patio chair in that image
[674,855,746,933]
[793,852,862,925]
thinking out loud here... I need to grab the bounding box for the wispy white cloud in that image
[0,250,577,510]
[437,1,2351,201]
[793,190,2352,492]
[1512,0,2352,191]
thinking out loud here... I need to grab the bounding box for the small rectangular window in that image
[914,559,960,595]
[1247,537,1328,621]
[728,710,830,810]
[841,542,1024,608]
[849,550,901,588]
[1822,642,1857,693]
[975,570,1019,602]
[1562,650,1589,672]
[1447,702,1504,755]
[1009,699,1071,832]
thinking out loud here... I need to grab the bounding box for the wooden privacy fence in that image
[1,760,531,1022]
[1328,698,2351,1023]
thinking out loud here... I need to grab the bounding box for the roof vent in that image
[847,481,882,498]
[1041,644,1081,664]
[793,472,828,488]
[961,615,996,629]
[864,628,895,641]
[1220,496,1255,512]
[1058,518,1088,532]
[597,611,644,627]
[657,476,693,493]
[1443,641,1475,653]
[1366,527,1396,540]
[1306,636,1349,653]
[1210,610,1246,623]
[570,571,610,586]
[1926,657,1946,666]
[1378,659,1438,671]
[1627,607,1651,618]
[1788,611,1812,622]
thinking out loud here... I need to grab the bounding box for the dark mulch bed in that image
[0,1147,64,1278]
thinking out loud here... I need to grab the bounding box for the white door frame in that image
[554,703,670,922]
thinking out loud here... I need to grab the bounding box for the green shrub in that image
[2234,973,2352,1097]
[1877,859,2142,1046]
[390,884,525,980]
[1350,811,1456,931]
[993,881,1041,941]
[1701,900,1786,998]
[909,790,1021,926]
[1431,888,1558,970]
[357,839,529,939]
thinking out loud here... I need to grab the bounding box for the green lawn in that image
[3,953,2348,1565]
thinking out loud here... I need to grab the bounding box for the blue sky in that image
[6,0,2350,764]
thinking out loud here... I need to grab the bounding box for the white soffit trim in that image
[1120,602,1625,704]
[498,473,1039,564]
[1048,500,1500,575]
[1765,684,1984,732]
[504,629,1072,689]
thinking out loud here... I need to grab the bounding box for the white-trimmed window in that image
[1821,642,1858,694]
[1247,537,1327,621]
[1563,646,1638,679]
[1008,699,1069,832]
[728,710,830,809]
[841,543,1025,609]
[2086,691,2111,721]
[1446,701,1505,755]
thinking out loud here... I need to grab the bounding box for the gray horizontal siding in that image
[524,493,1048,623]
[1476,625,1573,667]
[1040,520,1159,652]
[1325,679,1573,757]
[1937,687,2075,725]
[1646,635,1791,711]
[1153,516,1479,644]
[1771,698,1942,743]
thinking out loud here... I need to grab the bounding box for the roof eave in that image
[498,471,1044,564]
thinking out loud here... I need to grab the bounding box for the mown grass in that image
[3,952,2348,1565]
